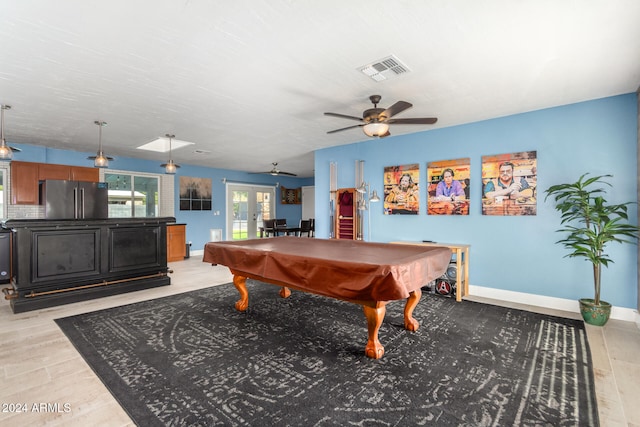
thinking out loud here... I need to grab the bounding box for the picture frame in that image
[179,176,212,210]
[481,151,537,216]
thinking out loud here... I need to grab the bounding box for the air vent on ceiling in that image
[358,55,410,82]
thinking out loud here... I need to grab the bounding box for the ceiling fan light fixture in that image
[363,122,389,137]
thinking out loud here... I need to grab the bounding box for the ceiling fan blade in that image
[386,117,438,125]
[250,162,297,176]
[381,101,412,120]
[250,170,297,176]
[324,112,364,122]
[327,124,364,134]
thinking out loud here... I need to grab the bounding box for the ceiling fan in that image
[324,95,437,138]
[251,162,297,176]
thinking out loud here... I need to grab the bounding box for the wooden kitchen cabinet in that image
[39,164,99,182]
[11,161,100,205]
[10,161,39,205]
[167,224,186,262]
[70,166,99,182]
[38,163,72,181]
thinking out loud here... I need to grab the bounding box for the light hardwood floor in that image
[0,256,638,426]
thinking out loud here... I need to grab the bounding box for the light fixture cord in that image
[98,123,103,152]
[166,134,175,162]
[95,120,107,154]
[0,105,6,143]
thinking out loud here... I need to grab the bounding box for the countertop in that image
[2,217,177,229]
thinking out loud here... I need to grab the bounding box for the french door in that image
[226,184,275,240]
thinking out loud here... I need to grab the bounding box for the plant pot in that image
[579,298,612,326]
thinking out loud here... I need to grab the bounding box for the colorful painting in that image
[179,176,212,210]
[383,163,419,215]
[427,158,470,215]
[481,151,537,216]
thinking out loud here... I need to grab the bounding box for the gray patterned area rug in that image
[55,280,598,426]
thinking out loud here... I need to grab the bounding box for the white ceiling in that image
[1,1,639,177]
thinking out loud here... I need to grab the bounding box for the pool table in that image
[203,237,451,359]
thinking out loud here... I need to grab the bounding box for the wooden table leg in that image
[279,286,291,298]
[362,305,386,359]
[454,248,462,302]
[404,289,422,331]
[463,247,469,299]
[232,274,249,311]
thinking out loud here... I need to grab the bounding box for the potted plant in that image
[544,173,639,326]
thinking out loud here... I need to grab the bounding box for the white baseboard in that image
[469,284,640,324]
[190,249,204,256]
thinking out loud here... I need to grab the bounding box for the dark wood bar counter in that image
[1,217,175,313]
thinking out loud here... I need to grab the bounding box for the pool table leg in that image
[232,274,249,311]
[279,286,291,298]
[404,289,422,331]
[363,305,386,359]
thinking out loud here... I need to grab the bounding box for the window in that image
[226,183,275,240]
[104,172,160,218]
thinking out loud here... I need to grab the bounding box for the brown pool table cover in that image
[203,237,452,302]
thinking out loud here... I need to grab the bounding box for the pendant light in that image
[87,120,114,168]
[161,134,180,174]
[0,104,21,160]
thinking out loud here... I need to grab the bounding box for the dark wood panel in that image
[110,226,162,271]
[3,217,174,313]
[32,229,100,282]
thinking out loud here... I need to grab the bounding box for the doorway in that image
[226,183,275,240]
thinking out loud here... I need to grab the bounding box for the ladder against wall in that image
[336,188,357,239]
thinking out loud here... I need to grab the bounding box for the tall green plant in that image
[544,173,639,305]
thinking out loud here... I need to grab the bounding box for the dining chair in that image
[299,219,312,237]
[261,219,275,237]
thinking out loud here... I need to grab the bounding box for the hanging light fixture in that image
[362,121,389,137]
[161,134,180,174]
[0,105,22,160]
[87,120,114,168]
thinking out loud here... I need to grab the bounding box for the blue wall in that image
[8,145,313,251]
[315,94,638,308]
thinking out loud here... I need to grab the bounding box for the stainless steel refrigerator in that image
[42,180,109,219]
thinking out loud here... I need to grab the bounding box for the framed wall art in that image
[280,186,301,204]
[481,151,537,216]
[383,163,419,215]
[427,158,470,215]
[179,176,212,210]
